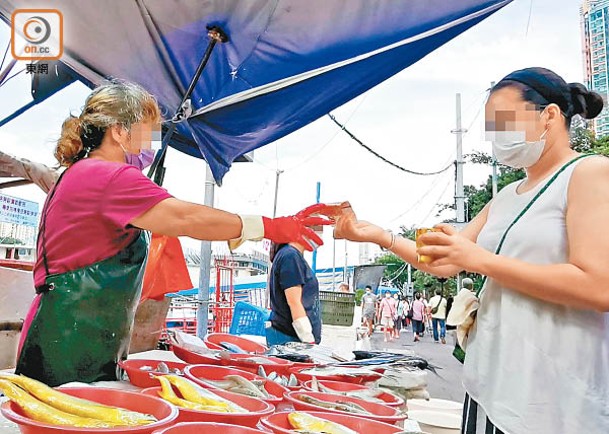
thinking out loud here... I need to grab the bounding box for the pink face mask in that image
[124,149,156,170]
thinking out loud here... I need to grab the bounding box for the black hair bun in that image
[569,83,604,119]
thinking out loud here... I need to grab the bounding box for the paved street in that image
[370,324,465,403]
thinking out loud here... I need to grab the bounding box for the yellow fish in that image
[163,375,246,412]
[155,376,230,412]
[0,380,120,428]
[288,412,359,434]
[0,373,156,426]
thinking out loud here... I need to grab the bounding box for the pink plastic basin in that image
[172,345,223,366]
[118,359,189,389]
[1,387,178,434]
[283,391,406,425]
[204,334,267,354]
[152,422,267,434]
[221,354,293,376]
[302,379,404,407]
[184,364,289,403]
[288,366,382,385]
[261,410,406,434]
[141,386,274,428]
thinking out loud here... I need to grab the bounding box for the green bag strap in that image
[476,154,594,298]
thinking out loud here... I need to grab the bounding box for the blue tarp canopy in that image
[0,0,512,183]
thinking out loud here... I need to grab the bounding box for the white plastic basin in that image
[408,398,463,416]
[407,410,461,434]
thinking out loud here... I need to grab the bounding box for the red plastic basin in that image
[302,380,404,407]
[0,387,178,434]
[261,411,406,434]
[283,391,406,425]
[141,386,274,428]
[152,422,267,434]
[288,366,382,385]
[221,354,293,376]
[204,333,267,354]
[184,364,288,403]
[172,345,223,366]
[118,359,190,389]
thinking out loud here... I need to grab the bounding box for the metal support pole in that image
[490,82,498,198]
[197,164,215,338]
[311,182,321,274]
[332,238,336,291]
[272,170,284,218]
[454,93,466,226]
[452,93,467,290]
[147,26,229,186]
[343,240,348,283]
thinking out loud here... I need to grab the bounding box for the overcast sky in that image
[0,0,584,269]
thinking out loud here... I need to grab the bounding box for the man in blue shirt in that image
[266,241,322,345]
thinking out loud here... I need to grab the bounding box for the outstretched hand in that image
[333,203,388,247]
[263,203,339,251]
[416,223,489,272]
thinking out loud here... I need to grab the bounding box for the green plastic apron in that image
[15,172,149,386]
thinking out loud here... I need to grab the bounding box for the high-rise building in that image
[581,0,609,137]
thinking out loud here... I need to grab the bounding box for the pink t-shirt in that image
[33,158,172,287]
[412,299,426,322]
[379,297,397,318]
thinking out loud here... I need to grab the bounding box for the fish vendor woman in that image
[16,81,333,387]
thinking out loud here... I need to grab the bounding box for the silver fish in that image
[296,394,372,415]
[288,374,299,387]
[156,362,170,374]
[225,375,269,398]
[258,366,267,378]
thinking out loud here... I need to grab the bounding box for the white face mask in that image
[486,110,548,169]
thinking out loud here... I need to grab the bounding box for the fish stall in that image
[1,330,448,433]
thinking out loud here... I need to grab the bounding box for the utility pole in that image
[407,263,412,297]
[452,93,467,227]
[311,182,321,274]
[272,169,284,218]
[332,238,336,291]
[344,240,348,284]
[490,81,498,198]
[197,164,215,338]
[451,93,467,290]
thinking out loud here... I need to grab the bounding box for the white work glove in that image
[228,215,264,251]
[292,316,315,344]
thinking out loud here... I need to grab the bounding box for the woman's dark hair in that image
[491,67,604,128]
[415,292,421,300]
[269,242,287,262]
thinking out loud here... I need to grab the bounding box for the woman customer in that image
[16,81,333,387]
[335,67,609,433]
[410,292,426,342]
[378,290,396,342]
[266,238,323,346]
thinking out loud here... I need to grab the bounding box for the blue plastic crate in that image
[229,301,270,337]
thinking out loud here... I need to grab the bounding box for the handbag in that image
[452,154,592,363]
[431,296,443,315]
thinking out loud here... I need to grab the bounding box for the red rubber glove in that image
[263,204,335,251]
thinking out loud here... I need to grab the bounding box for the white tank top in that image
[463,156,609,434]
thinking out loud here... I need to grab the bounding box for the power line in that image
[253,95,369,173]
[327,113,453,176]
[388,167,453,224]
[0,68,24,89]
[0,41,9,72]
[420,176,454,224]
